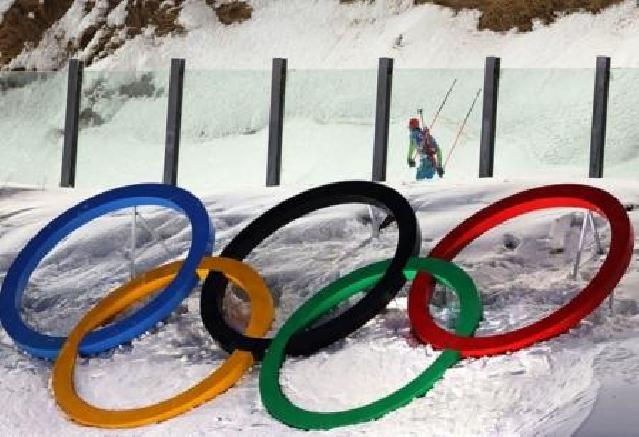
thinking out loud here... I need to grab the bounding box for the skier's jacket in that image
[408,127,442,169]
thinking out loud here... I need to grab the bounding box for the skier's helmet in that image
[408,118,420,129]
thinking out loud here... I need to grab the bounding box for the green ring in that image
[259,257,483,430]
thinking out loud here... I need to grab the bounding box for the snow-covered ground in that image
[1,1,638,435]
[0,178,638,436]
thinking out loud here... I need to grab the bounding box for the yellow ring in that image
[51,257,274,428]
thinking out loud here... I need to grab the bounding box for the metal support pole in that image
[266,58,287,186]
[163,58,185,185]
[587,211,604,255]
[60,59,83,188]
[129,208,174,279]
[571,211,615,314]
[572,212,590,279]
[571,211,605,280]
[589,56,611,178]
[372,57,393,182]
[135,211,174,259]
[368,206,380,239]
[479,56,500,178]
[130,207,137,280]
[586,211,612,311]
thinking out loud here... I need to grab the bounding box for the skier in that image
[377,118,445,231]
[407,118,444,180]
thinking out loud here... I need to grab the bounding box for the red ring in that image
[408,184,634,358]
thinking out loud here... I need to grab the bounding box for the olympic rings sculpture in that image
[0,181,633,430]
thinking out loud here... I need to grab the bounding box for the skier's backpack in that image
[417,129,438,167]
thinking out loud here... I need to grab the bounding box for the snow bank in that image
[0,178,637,435]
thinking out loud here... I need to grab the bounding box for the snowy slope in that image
[0,178,638,436]
[2,1,639,192]
[8,0,639,71]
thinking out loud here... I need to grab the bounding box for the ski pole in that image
[416,78,457,131]
[443,88,482,170]
[429,78,457,129]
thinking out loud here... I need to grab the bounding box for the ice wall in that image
[1,67,638,192]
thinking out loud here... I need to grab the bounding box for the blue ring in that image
[0,183,214,359]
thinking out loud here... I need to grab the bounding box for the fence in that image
[0,56,627,190]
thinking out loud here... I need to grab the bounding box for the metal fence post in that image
[163,58,185,186]
[372,58,393,182]
[60,59,83,188]
[589,56,611,178]
[479,56,500,178]
[266,58,287,186]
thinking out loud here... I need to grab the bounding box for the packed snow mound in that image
[2,0,639,71]
[0,179,638,435]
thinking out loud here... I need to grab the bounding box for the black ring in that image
[200,181,421,360]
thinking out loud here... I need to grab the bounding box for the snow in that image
[1,1,639,434]
[2,2,639,190]
[106,1,127,28]
[94,0,639,70]
[6,0,639,71]
[0,178,638,435]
